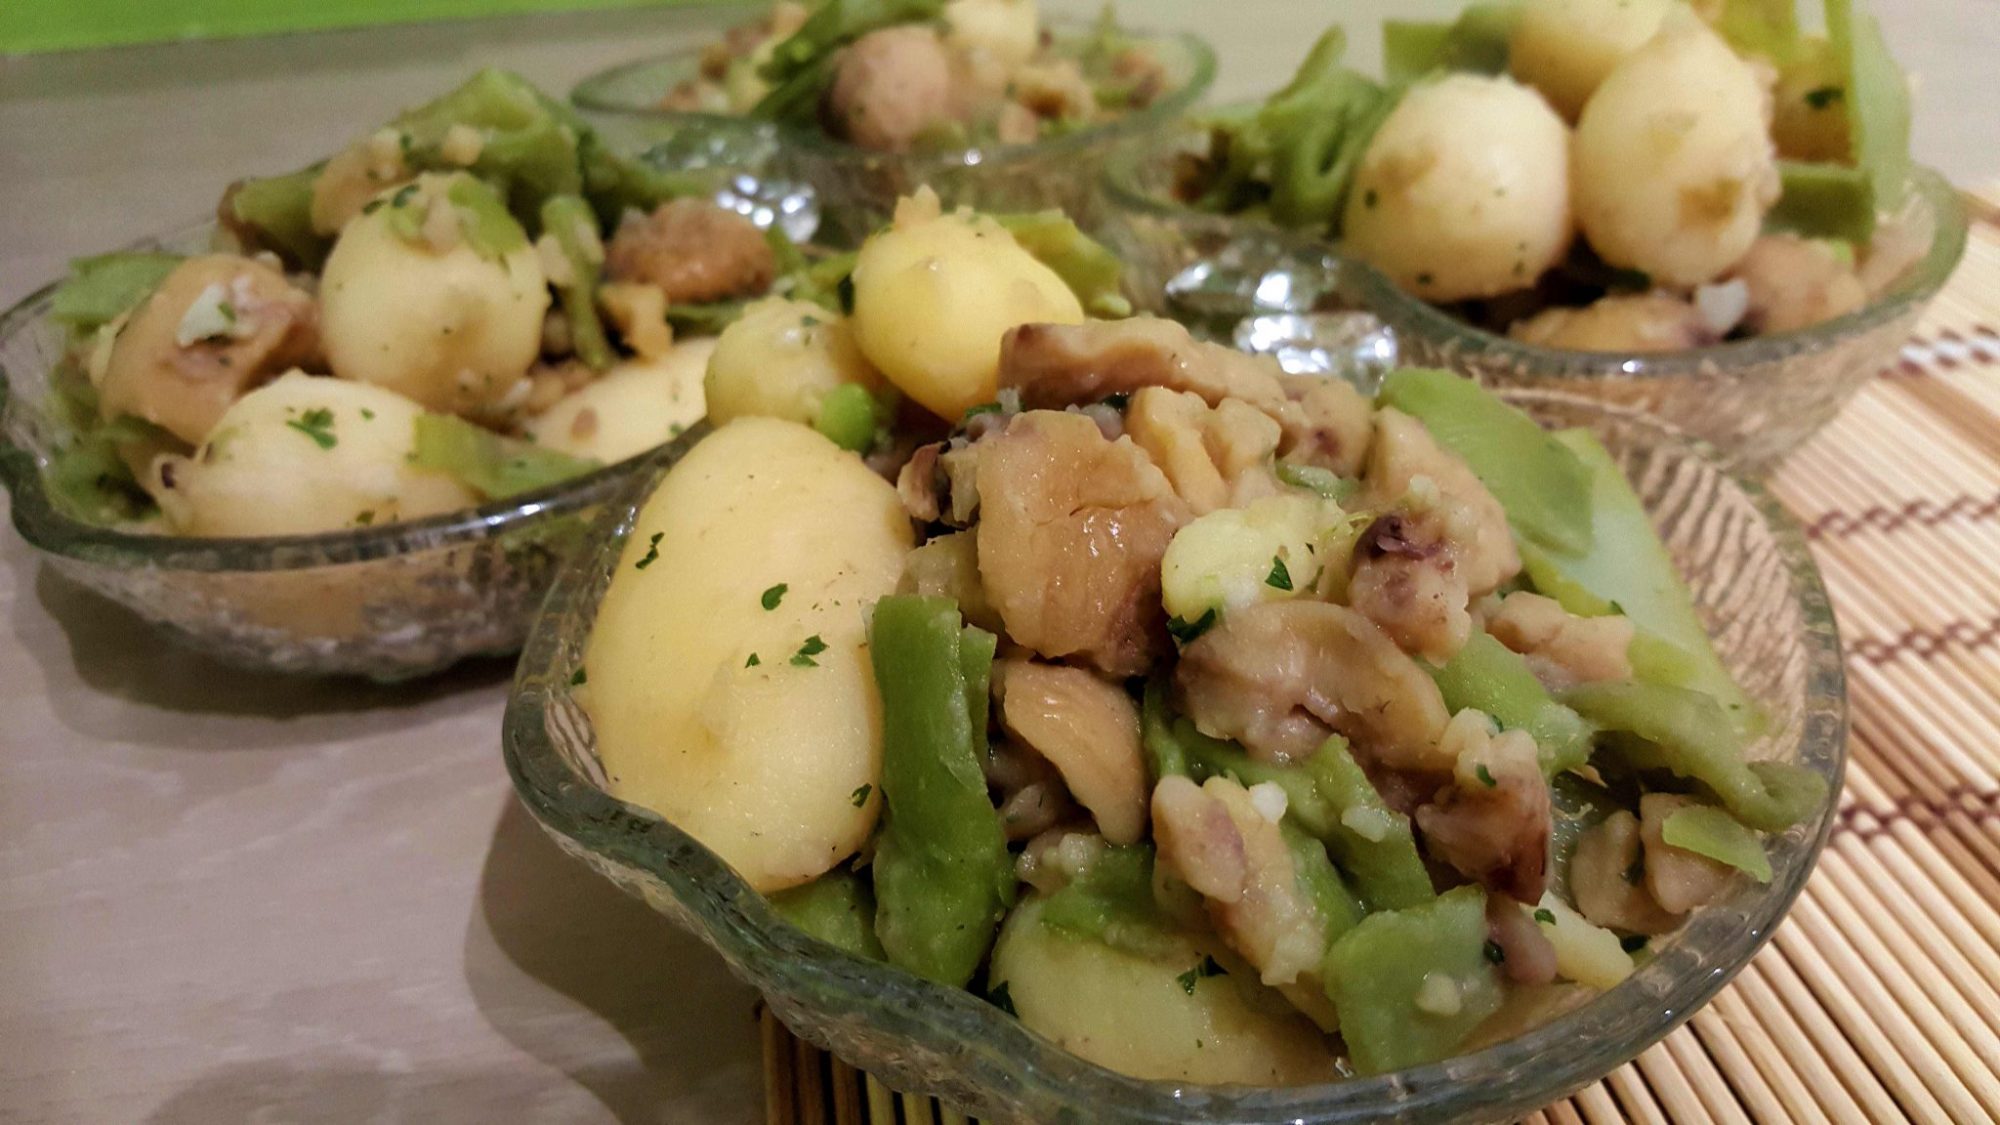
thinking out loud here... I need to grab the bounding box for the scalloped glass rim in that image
[0,223,664,574]
[503,393,1848,1123]
[1102,130,1969,377]
[569,22,1217,174]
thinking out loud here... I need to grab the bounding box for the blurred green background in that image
[0,0,704,54]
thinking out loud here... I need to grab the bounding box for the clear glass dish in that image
[1102,130,1969,474]
[0,224,668,680]
[571,20,1216,245]
[503,391,1846,1123]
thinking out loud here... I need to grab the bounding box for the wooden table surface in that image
[1,3,1995,1121]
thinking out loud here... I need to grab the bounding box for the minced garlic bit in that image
[1247,781,1289,824]
[440,123,486,167]
[419,192,463,253]
[491,372,534,414]
[1340,804,1393,843]
[175,280,249,347]
[1406,472,1443,509]
[364,127,405,169]
[1413,972,1463,1017]
[1049,831,1107,881]
[892,185,945,227]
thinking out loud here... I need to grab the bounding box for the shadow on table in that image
[464,799,762,1125]
[145,1059,567,1125]
[13,554,512,746]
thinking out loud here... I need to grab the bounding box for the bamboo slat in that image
[757,185,2000,1123]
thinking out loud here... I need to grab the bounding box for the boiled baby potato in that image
[151,371,476,536]
[582,417,914,892]
[989,897,1339,1086]
[849,190,1082,420]
[1161,494,1344,623]
[527,337,717,463]
[703,298,882,427]
[1572,18,1779,287]
[1342,74,1574,302]
[1508,0,1673,120]
[319,172,548,416]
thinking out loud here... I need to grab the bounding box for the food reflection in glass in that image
[663,0,1175,154]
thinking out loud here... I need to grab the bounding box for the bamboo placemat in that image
[757,185,2000,1125]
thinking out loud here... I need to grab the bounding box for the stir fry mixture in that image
[662,0,1172,153]
[1176,0,1922,352]
[581,193,1827,1083]
[42,70,823,536]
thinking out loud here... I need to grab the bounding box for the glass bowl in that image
[1102,131,1969,474]
[503,392,1846,1123]
[572,20,1216,245]
[0,224,668,680]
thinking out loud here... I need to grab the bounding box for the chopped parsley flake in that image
[1476,764,1497,788]
[1176,955,1226,994]
[791,634,828,667]
[761,583,789,611]
[360,408,375,421]
[987,980,1015,1016]
[746,653,761,668]
[1166,607,1218,644]
[570,667,588,686]
[850,784,872,807]
[1534,908,1556,925]
[353,509,375,526]
[216,300,236,324]
[963,401,1005,420]
[633,532,663,570]
[285,407,337,450]
[1620,934,1650,954]
[1804,85,1844,109]
[1266,556,1293,591]
[1484,939,1506,965]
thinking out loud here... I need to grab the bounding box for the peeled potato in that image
[703,298,882,427]
[1572,19,1780,287]
[319,173,548,416]
[582,418,913,892]
[1343,74,1574,302]
[526,337,716,463]
[849,192,1083,420]
[944,0,1040,67]
[1161,494,1343,623]
[1509,0,1673,120]
[989,897,1339,1085]
[151,371,475,536]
